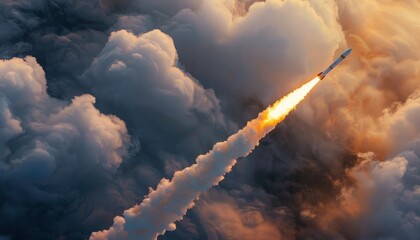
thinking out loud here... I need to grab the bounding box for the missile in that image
[317,48,352,80]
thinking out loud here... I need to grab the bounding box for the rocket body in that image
[318,48,352,80]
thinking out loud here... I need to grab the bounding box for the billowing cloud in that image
[296,89,420,239]
[82,28,227,163]
[306,148,420,240]
[83,29,224,127]
[296,0,420,158]
[0,57,130,239]
[164,0,343,114]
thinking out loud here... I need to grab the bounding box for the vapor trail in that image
[90,77,321,240]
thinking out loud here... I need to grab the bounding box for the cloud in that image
[164,0,343,113]
[0,57,130,239]
[0,99,22,158]
[84,29,222,119]
[133,0,202,16]
[292,88,420,239]
[309,148,420,240]
[82,28,227,156]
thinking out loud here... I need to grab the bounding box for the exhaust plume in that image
[90,77,321,240]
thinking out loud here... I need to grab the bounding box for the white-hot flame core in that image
[90,77,321,240]
[266,77,320,121]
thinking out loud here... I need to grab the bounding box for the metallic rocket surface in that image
[317,48,352,80]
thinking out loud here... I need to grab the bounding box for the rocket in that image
[317,48,352,80]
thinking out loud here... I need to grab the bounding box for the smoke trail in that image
[90,77,321,240]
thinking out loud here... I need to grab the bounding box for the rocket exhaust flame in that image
[90,77,321,240]
[266,77,320,121]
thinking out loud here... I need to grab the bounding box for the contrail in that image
[90,77,321,240]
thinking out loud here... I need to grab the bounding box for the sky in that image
[0,0,420,239]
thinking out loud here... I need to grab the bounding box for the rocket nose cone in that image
[343,48,352,56]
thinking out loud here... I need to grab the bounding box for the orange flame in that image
[264,77,320,124]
